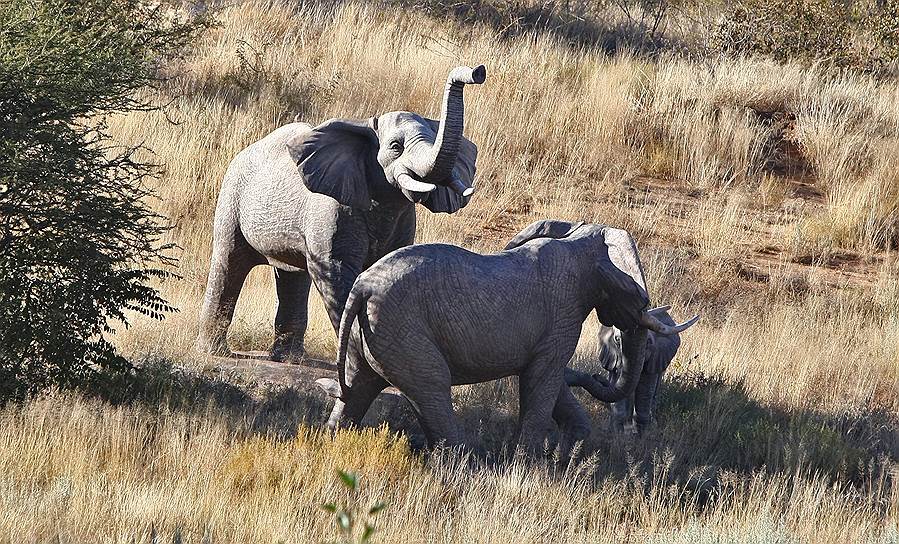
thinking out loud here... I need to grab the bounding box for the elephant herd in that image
[196,65,698,454]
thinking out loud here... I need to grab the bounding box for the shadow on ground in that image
[90,358,899,513]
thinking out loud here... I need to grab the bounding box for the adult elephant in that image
[196,65,487,360]
[318,219,697,453]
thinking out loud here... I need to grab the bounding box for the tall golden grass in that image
[1,393,896,543]
[4,0,898,541]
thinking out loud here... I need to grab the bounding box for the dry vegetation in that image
[3,0,899,541]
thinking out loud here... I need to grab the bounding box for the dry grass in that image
[6,0,899,541]
[1,385,895,543]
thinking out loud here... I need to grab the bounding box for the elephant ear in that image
[420,119,478,214]
[643,312,681,374]
[285,118,382,210]
[503,220,585,250]
[594,227,651,331]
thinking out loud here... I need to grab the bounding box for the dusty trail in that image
[210,350,404,396]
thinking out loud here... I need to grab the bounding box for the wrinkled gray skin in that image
[568,311,682,433]
[319,220,662,454]
[196,66,486,360]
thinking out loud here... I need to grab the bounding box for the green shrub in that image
[715,0,854,64]
[0,0,208,401]
[858,0,899,73]
[715,0,899,73]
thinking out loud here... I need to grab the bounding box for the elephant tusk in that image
[639,312,700,336]
[646,305,671,316]
[449,177,474,197]
[397,173,437,193]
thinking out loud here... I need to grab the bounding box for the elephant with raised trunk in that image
[565,306,694,434]
[318,219,697,453]
[196,65,487,360]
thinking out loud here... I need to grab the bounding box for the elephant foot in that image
[608,417,629,434]
[406,432,428,453]
[270,334,306,363]
[634,418,655,436]
[195,335,233,358]
[315,377,341,398]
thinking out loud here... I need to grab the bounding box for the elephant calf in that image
[317,220,697,453]
[566,307,693,433]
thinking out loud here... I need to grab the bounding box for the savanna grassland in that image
[2,0,899,542]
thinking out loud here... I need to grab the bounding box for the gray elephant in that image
[565,307,691,434]
[317,219,697,453]
[196,65,486,361]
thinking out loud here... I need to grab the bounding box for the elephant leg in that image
[517,362,564,455]
[609,398,633,433]
[270,269,312,362]
[651,372,663,414]
[307,258,362,336]
[382,341,463,449]
[603,367,634,433]
[326,350,388,431]
[196,236,260,357]
[609,396,634,433]
[405,388,463,450]
[553,385,591,456]
[634,372,662,434]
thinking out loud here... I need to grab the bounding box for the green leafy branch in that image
[322,470,387,544]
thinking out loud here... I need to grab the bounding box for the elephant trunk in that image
[570,309,698,403]
[417,65,485,189]
[574,328,648,403]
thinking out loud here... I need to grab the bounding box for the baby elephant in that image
[566,307,693,433]
[317,220,697,453]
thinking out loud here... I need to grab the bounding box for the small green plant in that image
[322,470,387,544]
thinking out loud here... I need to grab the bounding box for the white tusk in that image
[397,173,436,193]
[639,312,700,336]
[449,177,474,197]
[646,305,671,316]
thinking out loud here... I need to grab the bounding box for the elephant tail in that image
[335,285,366,393]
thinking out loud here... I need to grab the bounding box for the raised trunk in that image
[414,65,486,184]
[575,328,648,402]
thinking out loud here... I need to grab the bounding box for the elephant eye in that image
[389,140,404,153]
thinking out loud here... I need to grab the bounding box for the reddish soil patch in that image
[473,172,884,292]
